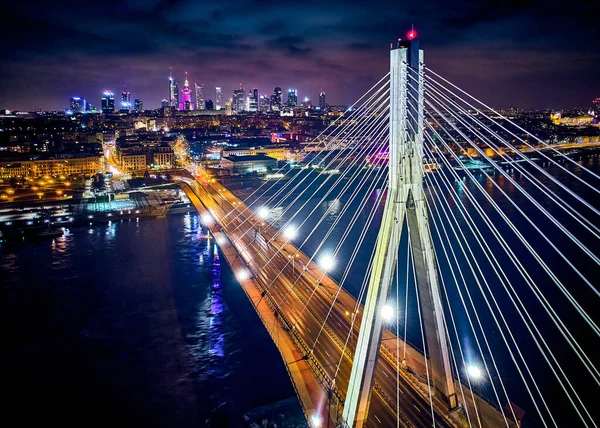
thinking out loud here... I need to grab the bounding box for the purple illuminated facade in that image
[179,72,195,111]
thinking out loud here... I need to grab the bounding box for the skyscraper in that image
[259,94,270,112]
[253,88,259,105]
[121,90,131,111]
[195,83,205,110]
[101,91,115,114]
[319,90,326,111]
[134,98,143,112]
[179,72,194,110]
[169,71,178,108]
[287,89,297,107]
[246,90,258,112]
[271,87,282,111]
[233,88,246,113]
[215,87,223,110]
[161,99,169,108]
[205,99,214,110]
[69,96,87,113]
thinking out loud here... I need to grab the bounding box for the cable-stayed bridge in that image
[175,33,600,428]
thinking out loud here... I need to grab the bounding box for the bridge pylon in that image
[342,36,457,427]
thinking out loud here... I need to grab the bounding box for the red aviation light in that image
[407,29,417,40]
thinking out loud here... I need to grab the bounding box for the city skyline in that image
[1,0,599,111]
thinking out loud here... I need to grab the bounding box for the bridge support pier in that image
[342,36,457,428]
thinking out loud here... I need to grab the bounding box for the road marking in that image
[374,414,382,424]
[383,371,389,378]
[325,350,330,357]
[337,322,342,327]
[306,326,312,333]
[397,387,404,394]
[413,405,421,412]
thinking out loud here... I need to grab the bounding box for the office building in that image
[215,87,223,110]
[271,87,282,111]
[205,100,214,110]
[195,83,205,110]
[319,90,326,111]
[287,89,297,107]
[121,90,131,111]
[220,154,277,174]
[161,99,169,108]
[169,71,179,108]
[134,99,143,112]
[246,90,258,112]
[259,94,270,112]
[69,97,87,113]
[233,88,246,113]
[225,100,233,116]
[101,91,115,114]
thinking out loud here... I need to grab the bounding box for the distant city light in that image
[283,226,297,240]
[381,304,394,321]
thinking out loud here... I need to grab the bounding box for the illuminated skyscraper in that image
[179,72,195,110]
[246,90,258,112]
[121,90,131,111]
[259,94,270,112]
[69,96,87,113]
[233,87,245,113]
[215,87,223,110]
[101,91,115,114]
[169,70,178,108]
[195,83,205,110]
[134,98,143,112]
[319,90,326,111]
[271,87,282,111]
[225,100,232,116]
[161,99,169,108]
[287,89,297,107]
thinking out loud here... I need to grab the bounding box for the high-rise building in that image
[169,71,178,108]
[593,97,600,117]
[179,72,195,110]
[302,97,312,108]
[319,90,326,111]
[134,98,143,112]
[215,87,223,110]
[161,99,170,108]
[246,90,258,112]
[253,88,259,105]
[195,83,205,110]
[233,88,246,113]
[271,87,282,111]
[69,96,87,113]
[101,91,115,114]
[287,89,298,107]
[121,90,131,111]
[205,99,214,110]
[259,94,270,112]
[225,100,233,116]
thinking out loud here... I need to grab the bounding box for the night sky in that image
[1,0,598,111]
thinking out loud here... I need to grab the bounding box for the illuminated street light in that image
[319,254,335,272]
[381,304,394,321]
[310,414,322,427]
[467,364,483,380]
[216,236,226,246]
[257,206,270,219]
[236,269,250,281]
[201,213,213,225]
[283,226,297,240]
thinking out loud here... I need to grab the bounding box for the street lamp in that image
[318,254,335,272]
[310,414,322,427]
[283,226,297,240]
[201,213,213,225]
[381,304,394,321]
[236,269,250,281]
[257,206,270,219]
[467,364,483,380]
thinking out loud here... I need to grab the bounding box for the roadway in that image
[181,175,462,428]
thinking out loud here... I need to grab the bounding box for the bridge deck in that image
[178,176,510,428]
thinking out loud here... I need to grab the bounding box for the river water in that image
[2,152,599,427]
